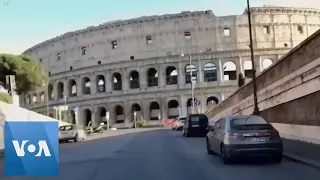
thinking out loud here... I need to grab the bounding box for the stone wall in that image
[0,101,70,150]
[206,28,320,143]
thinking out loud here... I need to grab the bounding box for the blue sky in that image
[1,0,320,54]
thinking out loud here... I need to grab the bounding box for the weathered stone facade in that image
[21,7,320,127]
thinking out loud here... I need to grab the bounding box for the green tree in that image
[0,54,49,95]
[0,92,12,104]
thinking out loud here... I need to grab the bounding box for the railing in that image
[166,76,178,85]
[130,79,140,89]
[113,83,122,91]
[148,77,158,87]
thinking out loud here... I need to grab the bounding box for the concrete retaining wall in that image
[206,29,320,144]
[0,101,70,150]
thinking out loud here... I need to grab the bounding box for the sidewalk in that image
[282,138,320,169]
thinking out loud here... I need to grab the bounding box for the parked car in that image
[59,124,86,143]
[172,116,186,131]
[183,114,208,137]
[206,115,283,164]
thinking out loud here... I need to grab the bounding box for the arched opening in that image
[167,100,179,119]
[27,94,31,104]
[150,102,160,120]
[68,79,77,97]
[185,64,197,84]
[166,66,178,85]
[57,82,64,99]
[70,110,76,124]
[82,77,91,94]
[223,61,237,80]
[83,109,92,126]
[98,107,107,124]
[244,61,253,78]
[49,113,54,118]
[40,92,45,103]
[115,105,124,123]
[32,94,38,103]
[48,84,53,100]
[203,63,217,82]
[187,98,200,114]
[130,71,140,89]
[96,75,105,93]
[112,72,122,91]
[207,96,219,110]
[131,103,142,122]
[262,58,273,70]
[147,68,158,87]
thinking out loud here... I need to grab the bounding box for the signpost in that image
[177,105,181,117]
[134,111,137,128]
[106,111,110,130]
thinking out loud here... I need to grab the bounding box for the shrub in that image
[0,92,12,104]
[136,117,148,128]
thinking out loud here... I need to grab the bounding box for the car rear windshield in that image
[230,116,273,130]
[189,115,208,125]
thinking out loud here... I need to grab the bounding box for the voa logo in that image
[12,140,51,157]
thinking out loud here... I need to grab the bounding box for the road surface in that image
[0,128,320,180]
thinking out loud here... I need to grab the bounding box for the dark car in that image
[206,115,283,164]
[183,114,208,137]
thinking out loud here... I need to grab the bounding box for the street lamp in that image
[181,48,195,114]
[247,0,260,115]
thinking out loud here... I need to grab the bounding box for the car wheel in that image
[206,138,214,155]
[220,144,230,164]
[74,134,79,142]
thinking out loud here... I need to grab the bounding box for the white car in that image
[59,124,86,143]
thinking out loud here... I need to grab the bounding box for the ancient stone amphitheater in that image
[21,6,320,128]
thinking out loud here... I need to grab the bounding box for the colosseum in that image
[21,6,320,128]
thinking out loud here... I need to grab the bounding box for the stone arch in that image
[48,84,53,100]
[83,109,92,126]
[166,66,178,85]
[223,61,237,80]
[26,94,31,104]
[82,77,91,94]
[187,98,200,115]
[150,101,160,120]
[129,70,140,89]
[112,72,122,91]
[96,75,105,93]
[203,63,217,82]
[262,58,273,70]
[39,92,45,103]
[167,100,179,118]
[147,68,158,87]
[98,106,107,124]
[115,105,124,123]
[207,96,219,110]
[57,82,64,99]
[131,103,142,122]
[32,93,38,103]
[243,61,253,78]
[68,79,77,97]
[185,64,197,83]
[70,110,76,124]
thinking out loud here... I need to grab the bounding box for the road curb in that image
[283,152,320,170]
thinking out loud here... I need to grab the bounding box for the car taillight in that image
[268,130,280,137]
[226,132,243,138]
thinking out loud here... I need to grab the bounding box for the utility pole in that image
[188,47,195,114]
[247,0,260,115]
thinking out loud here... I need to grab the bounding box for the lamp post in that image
[106,111,110,130]
[247,0,260,115]
[181,48,195,114]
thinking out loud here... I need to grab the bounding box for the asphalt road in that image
[1,128,320,180]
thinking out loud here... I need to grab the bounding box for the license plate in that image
[245,137,269,142]
[191,124,199,127]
